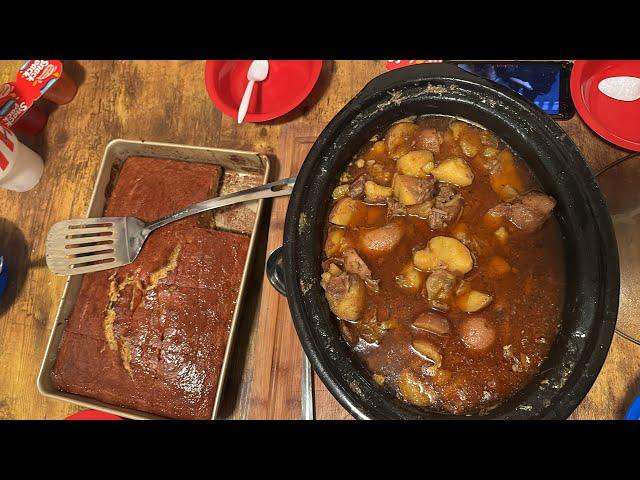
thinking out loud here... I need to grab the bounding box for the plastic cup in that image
[42,71,77,105]
[0,126,44,192]
[13,105,48,135]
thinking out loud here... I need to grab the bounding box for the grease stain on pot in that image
[350,380,365,398]
[300,277,315,296]
[424,84,451,95]
[298,212,309,235]
[356,84,457,124]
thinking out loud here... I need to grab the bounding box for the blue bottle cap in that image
[0,256,7,297]
[625,395,640,420]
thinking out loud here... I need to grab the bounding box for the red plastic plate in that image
[571,60,640,151]
[204,60,322,123]
[65,410,123,420]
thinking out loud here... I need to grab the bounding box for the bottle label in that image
[385,60,443,71]
[0,125,16,172]
[0,60,63,129]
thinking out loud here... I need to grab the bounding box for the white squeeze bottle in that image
[0,124,44,192]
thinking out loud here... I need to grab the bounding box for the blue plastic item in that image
[625,395,640,420]
[0,256,7,296]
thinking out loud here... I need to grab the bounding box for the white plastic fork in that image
[45,176,296,276]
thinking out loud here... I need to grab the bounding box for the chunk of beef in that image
[415,128,444,154]
[393,174,436,206]
[386,197,407,220]
[341,247,380,292]
[407,200,435,219]
[321,272,366,321]
[423,270,457,312]
[487,191,556,233]
[427,183,464,230]
[338,319,358,346]
[347,174,367,199]
[355,305,389,344]
[452,226,489,257]
[342,248,371,279]
[321,257,343,273]
[413,311,450,335]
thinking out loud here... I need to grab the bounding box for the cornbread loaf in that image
[52,156,250,419]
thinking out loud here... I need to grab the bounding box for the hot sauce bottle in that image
[0,60,76,135]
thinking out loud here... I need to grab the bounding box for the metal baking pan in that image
[37,139,270,419]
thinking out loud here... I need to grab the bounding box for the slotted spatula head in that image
[46,216,147,276]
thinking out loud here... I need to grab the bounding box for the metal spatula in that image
[46,176,296,276]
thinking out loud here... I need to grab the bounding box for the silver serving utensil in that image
[46,176,296,276]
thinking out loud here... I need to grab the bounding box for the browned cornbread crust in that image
[52,156,249,419]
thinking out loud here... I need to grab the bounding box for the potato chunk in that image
[482,146,500,159]
[329,197,368,227]
[490,150,523,201]
[395,262,426,293]
[367,162,393,185]
[324,228,348,257]
[456,290,493,313]
[326,263,342,276]
[459,130,483,158]
[412,339,442,366]
[432,157,474,187]
[494,226,509,245]
[397,150,434,178]
[459,316,496,350]
[398,369,434,407]
[415,128,443,154]
[480,130,499,148]
[332,184,349,200]
[449,121,467,140]
[392,174,435,206]
[366,140,386,158]
[385,122,419,158]
[359,223,404,256]
[364,181,393,203]
[413,236,474,275]
[323,272,366,321]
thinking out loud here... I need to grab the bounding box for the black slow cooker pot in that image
[267,63,619,419]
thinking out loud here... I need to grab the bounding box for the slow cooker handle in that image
[266,245,287,296]
[358,62,492,99]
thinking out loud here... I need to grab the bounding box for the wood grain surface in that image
[0,60,637,420]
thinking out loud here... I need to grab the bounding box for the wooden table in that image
[0,60,637,420]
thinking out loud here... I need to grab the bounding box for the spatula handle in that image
[144,176,296,234]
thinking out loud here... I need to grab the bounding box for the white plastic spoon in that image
[598,76,640,102]
[237,60,269,124]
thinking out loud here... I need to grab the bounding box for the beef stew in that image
[320,116,565,415]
